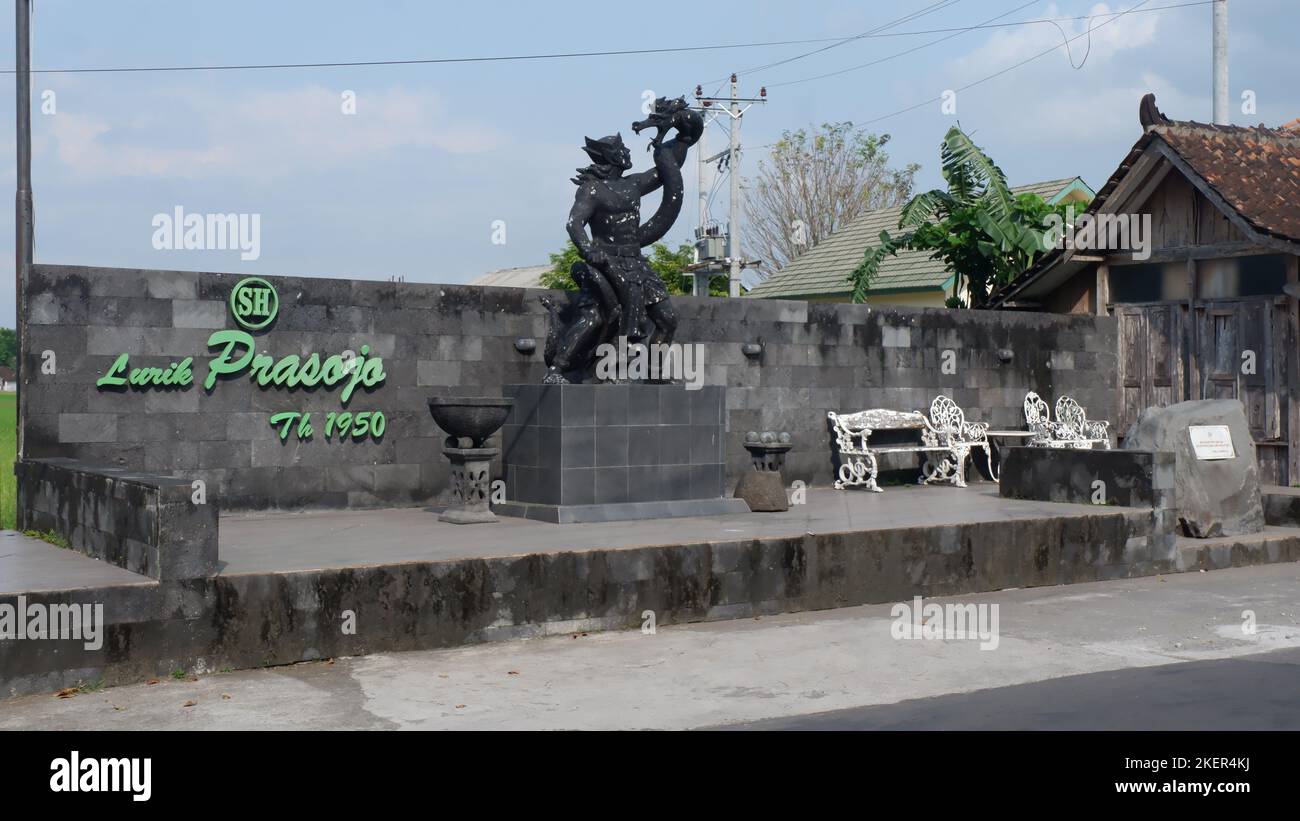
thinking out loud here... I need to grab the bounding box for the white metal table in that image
[980,430,1036,482]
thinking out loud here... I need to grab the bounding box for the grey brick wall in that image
[16,457,218,580]
[22,263,1118,510]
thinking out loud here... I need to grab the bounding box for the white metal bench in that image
[829,396,990,492]
[1024,392,1111,449]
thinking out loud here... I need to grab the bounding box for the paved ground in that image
[217,484,1135,573]
[0,530,156,595]
[8,485,1134,587]
[2,561,1298,730]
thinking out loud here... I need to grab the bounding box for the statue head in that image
[581,133,632,172]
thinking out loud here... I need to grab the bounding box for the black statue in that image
[543,96,703,384]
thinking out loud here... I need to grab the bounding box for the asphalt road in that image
[720,647,1300,730]
[2,562,1298,730]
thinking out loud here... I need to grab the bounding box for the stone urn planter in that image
[428,396,514,524]
[734,431,793,512]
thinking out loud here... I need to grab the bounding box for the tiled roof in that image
[468,264,550,288]
[990,106,1300,307]
[1155,121,1300,244]
[747,179,1083,300]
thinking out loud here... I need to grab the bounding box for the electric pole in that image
[693,104,714,297]
[691,77,765,298]
[1212,0,1228,124]
[727,75,742,297]
[15,0,32,458]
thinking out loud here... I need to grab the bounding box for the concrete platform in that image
[4,485,1300,699]
[216,485,1128,574]
[0,530,156,595]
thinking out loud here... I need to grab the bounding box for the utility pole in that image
[691,77,765,298]
[15,0,32,458]
[694,107,710,297]
[1212,0,1228,125]
[727,74,741,298]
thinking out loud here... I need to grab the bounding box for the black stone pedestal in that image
[498,383,749,524]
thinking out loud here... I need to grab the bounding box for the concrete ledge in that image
[15,457,218,581]
[1000,447,1175,510]
[1177,526,1300,571]
[495,498,750,523]
[1263,486,1300,527]
[2,505,1177,698]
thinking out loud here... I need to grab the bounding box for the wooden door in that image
[1116,303,1186,436]
[1192,297,1294,485]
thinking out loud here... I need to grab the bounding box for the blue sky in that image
[0,0,1296,325]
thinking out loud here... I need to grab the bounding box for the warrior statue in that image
[542,96,703,384]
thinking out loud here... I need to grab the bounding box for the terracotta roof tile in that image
[990,110,1300,307]
[1153,120,1300,243]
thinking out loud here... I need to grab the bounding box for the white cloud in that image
[954,3,1160,74]
[1008,72,1200,143]
[37,86,509,181]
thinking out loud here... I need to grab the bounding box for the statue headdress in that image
[573,133,626,184]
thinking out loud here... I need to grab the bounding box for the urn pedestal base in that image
[440,446,500,524]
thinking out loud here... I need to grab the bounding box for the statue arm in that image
[566,186,606,266]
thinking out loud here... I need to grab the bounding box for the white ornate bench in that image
[830,396,990,492]
[1023,392,1111,449]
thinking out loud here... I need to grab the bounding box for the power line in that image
[0,27,948,75]
[768,0,1040,88]
[770,0,1221,87]
[702,1,965,99]
[706,0,965,85]
[746,0,1170,153]
[806,0,1215,39]
[855,0,1155,127]
[0,0,1219,77]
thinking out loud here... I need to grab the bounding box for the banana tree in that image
[850,126,1063,307]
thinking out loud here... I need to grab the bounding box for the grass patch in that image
[0,393,13,530]
[23,528,70,549]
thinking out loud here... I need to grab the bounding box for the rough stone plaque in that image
[1123,399,1263,538]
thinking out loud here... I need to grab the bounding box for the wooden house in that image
[989,95,1300,484]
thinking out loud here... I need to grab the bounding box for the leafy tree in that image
[0,327,15,369]
[543,240,730,296]
[748,123,918,272]
[541,242,584,291]
[851,126,1085,308]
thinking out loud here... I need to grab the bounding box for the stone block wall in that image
[22,264,1118,510]
[15,457,218,580]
